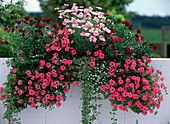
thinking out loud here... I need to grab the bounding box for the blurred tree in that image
[0,0,27,26]
[38,0,134,19]
[0,0,27,57]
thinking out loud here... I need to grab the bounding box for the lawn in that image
[140,28,170,43]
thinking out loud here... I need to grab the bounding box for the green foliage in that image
[0,27,13,57]
[131,14,170,29]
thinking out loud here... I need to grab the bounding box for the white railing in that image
[0,58,170,124]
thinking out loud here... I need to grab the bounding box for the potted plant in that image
[0,3,167,124]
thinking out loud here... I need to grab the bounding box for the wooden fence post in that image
[162,26,167,58]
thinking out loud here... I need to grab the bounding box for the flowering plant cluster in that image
[0,3,167,124]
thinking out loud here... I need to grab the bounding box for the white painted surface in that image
[0,58,170,124]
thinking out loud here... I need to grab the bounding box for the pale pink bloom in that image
[129,46,133,49]
[72,24,78,28]
[99,35,105,41]
[47,31,51,35]
[96,7,102,10]
[81,20,86,23]
[80,32,86,36]
[89,36,97,42]
[84,9,89,14]
[88,7,93,11]
[77,13,84,18]
[86,21,93,27]
[93,17,99,23]
[72,5,78,12]
[54,8,59,10]
[64,4,69,6]
[85,33,90,37]
[89,28,94,33]
[93,31,99,36]
[103,27,111,33]
[82,25,88,30]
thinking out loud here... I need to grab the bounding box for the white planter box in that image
[0,58,169,124]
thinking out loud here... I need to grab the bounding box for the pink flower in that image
[146,58,152,63]
[45,94,50,99]
[73,81,79,87]
[84,33,90,37]
[46,62,51,68]
[99,53,104,59]
[29,89,35,95]
[56,102,61,107]
[12,68,17,73]
[110,80,115,86]
[118,37,123,42]
[160,77,165,81]
[26,70,31,75]
[40,60,45,66]
[114,52,118,55]
[110,87,115,93]
[1,94,6,100]
[67,60,72,65]
[41,90,46,95]
[82,25,88,30]
[56,95,63,101]
[133,94,139,99]
[80,32,86,36]
[47,31,52,35]
[86,50,91,55]
[60,65,66,71]
[89,36,97,42]
[71,49,76,55]
[28,80,32,85]
[100,85,105,91]
[31,103,36,108]
[129,46,133,49]
[149,109,153,113]
[112,36,118,42]
[62,58,67,65]
[113,104,118,109]
[59,75,64,80]
[118,79,123,85]
[99,35,105,41]
[94,51,99,56]
[18,80,22,85]
[93,17,99,23]
[0,87,3,93]
[89,61,95,67]
[93,31,99,36]
[109,94,114,100]
[35,84,40,90]
[142,95,147,101]
[29,97,34,103]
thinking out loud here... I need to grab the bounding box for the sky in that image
[23,0,170,17]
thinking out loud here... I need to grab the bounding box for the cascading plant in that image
[0,3,167,124]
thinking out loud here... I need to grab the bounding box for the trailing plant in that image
[0,3,168,124]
